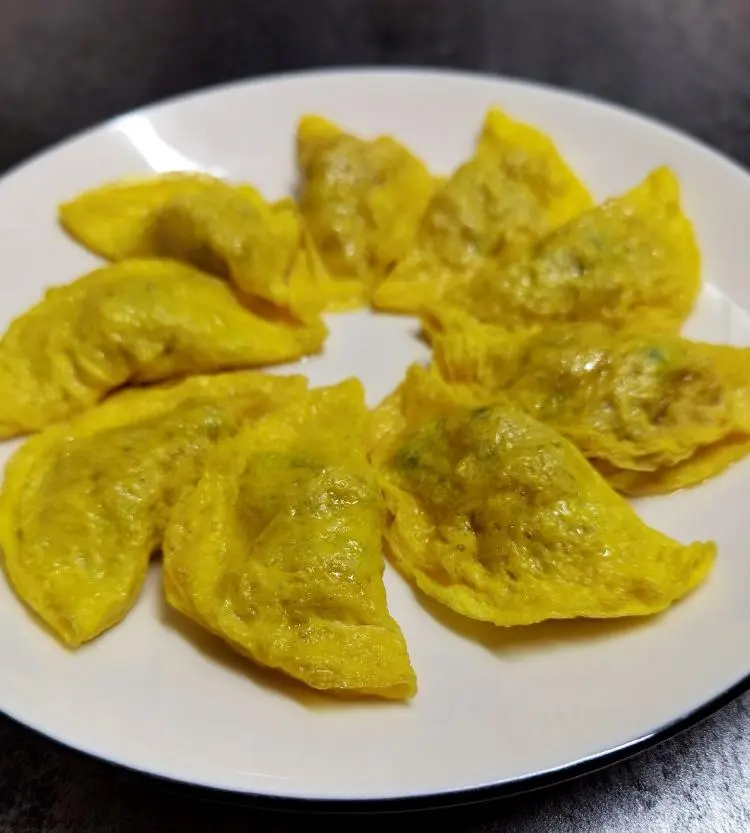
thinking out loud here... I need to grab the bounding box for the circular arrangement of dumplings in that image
[1,106,747,701]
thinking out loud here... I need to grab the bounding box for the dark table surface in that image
[1,1,750,830]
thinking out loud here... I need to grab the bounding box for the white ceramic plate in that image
[1,68,750,809]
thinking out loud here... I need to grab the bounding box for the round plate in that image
[1,68,749,810]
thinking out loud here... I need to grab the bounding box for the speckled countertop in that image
[1,1,750,830]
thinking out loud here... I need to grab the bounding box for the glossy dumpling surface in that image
[297,115,435,307]
[368,364,715,627]
[60,173,334,320]
[164,379,417,699]
[429,167,700,333]
[433,321,750,494]
[0,372,307,646]
[373,106,592,313]
[59,172,225,260]
[0,259,325,437]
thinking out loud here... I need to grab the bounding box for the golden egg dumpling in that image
[373,106,593,314]
[297,114,435,307]
[368,364,715,627]
[0,259,325,438]
[432,321,750,494]
[164,379,417,699]
[0,371,308,647]
[59,173,336,321]
[429,167,700,333]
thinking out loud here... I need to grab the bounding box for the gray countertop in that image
[1,1,750,830]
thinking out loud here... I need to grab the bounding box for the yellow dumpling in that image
[164,379,416,699]
[373,106,592,314]
[0,259,326,438]
[0,372,308,647]
[428,167,700,333]
[59,172,224,260]
[475,107,593,228]
[369,364,715,627]
[60,174,333,321]
[433,321,750,494]
[153,184,329,321]
[297,115,435,307]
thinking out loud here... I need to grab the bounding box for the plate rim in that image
[2,65,749,187]
[1,65,749,810]
[5,671,748,813]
